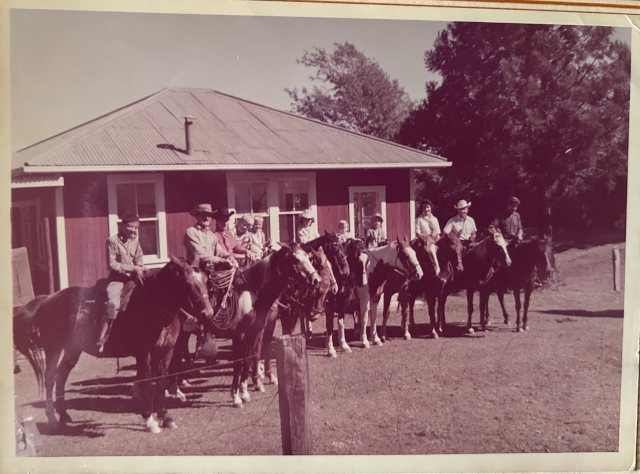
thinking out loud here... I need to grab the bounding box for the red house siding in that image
[164,171,228,259]
[316,168,411,239]
[63,173,110,287]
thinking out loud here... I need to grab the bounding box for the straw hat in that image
[453,200,472,210]
[189,203,215,217]
[300,209,315,222]
[371,212,383,223]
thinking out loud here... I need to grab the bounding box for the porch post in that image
[55,187,68,289]
[409,168,416,239]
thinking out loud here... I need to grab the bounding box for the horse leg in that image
[497,290,510,325]
[484,292,492,327]
[44,347,63,425]
[514,289,523,332]
[337,315,351,353]
[136,353,162,434]
[55,346,82,424]
[403,292,416,340]
[466,289,475,334]
[252,329,266,392]
[231,334,244,408]
[356,286,370,349]
[523,286,532,331]
[380,292,392,343]
[155,348,178,430]
[325,307,337,358]
[262,316,278,385]
[240,343,253,403]
[479,290,488,332]
[399,290,411,341]
[369,297,383,346]
[426,294,437,339]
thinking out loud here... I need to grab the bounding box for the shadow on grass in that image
[537,309,623,318]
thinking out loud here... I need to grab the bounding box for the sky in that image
[10,10,631,151]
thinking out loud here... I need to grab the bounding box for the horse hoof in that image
[486,320,492,326]
[269,375,278,386]
[517,327,523,333]
[362,341,371,349]
[241,393,251,403]
[162,418,178,429]
[327,350,338,358]
[341,344,352,353]
[255,384,265,393]
[431,333,438,340]
[504,319,511,326]
[145,418,162,434]
[467,327,474,334]
[404,333,412,341]
[380,336,387,343]
[59,412,73,424]
[524,325,530,331]
[373,339,383,347]
[233,401,243,409]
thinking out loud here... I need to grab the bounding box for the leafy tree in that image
[398,23,630,233]
[286,42,413,141]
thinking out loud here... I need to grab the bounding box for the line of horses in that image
[13,230,553,434]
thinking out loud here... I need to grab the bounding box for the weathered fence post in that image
[612,246,621,292]
[275,334,313,455]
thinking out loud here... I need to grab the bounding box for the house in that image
[11,87,450,291]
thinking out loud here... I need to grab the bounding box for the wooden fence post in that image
[275,334,313,455]
[612,246,621,292]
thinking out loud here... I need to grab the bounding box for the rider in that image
[213,207,258,264]
[184,203,235,270]
[297,209,320,244]
[97,213,149,351]
[250,215,269,257]
[488,196,524,249]
[365,213,387,249]
[415,199,441,239]
[335,219,353,244]
[443,200,477,249]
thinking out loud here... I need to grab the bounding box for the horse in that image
[324,238,369,357]
[378,234,441,342]
[252,246,338,391]
[483,236,554,332]
[13,256,213,433]
[355,237,424,347]
[462,231,512,333]
[403,231,465,339]
[223,242,321,407]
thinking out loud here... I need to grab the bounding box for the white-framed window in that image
[227,172,317,243]
[349,185,387,239]
[107,173,168,266]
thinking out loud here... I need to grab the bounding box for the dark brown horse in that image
[13,256,213,433]
[462,231,512,333]
[223,242,320,407]
[378,234,440,342]
[483,237,554,331]
[401,232,464,339]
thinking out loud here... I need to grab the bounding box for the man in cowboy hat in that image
[488,196,523,248]
[297,209,320,244]
[444,200,477,247]
[213,207,258,261]
[365,212,387,249]
[184,203,235,269]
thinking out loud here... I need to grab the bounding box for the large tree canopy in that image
[397,23,630,231]
[286,42,413,141]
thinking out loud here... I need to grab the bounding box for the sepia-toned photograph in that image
[5,2,638,472]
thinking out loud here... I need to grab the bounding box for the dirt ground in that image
[13,242,625,456]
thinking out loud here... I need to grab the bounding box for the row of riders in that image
[13,197,553,433]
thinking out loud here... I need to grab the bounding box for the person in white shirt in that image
[335,219,353,244]
[443,200,477,247]
[297,209,320,244]
[415,199,441,239]
[366,213,387,249]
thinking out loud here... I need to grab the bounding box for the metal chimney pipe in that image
[184,116,195,155]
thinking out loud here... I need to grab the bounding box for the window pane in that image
[136,183,156,218]
[278,215,296,243]
[235,183,252,214]
[138,221,158,255]
[353,191,382,238]
[251,182,268,213]
[278,180,309,212]
[116,184,137,218]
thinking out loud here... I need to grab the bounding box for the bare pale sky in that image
[10,10,631,151]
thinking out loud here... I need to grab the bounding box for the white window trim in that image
[349,185,387,240]
[409,169,416,239]
[226,171,317,243]
[107,173,168,267]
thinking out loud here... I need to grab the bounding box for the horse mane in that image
[301,232,338,253]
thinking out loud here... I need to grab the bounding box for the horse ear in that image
[317,246,325,256]
[170,254,184,267]
[396,236,402,246]
[278,242,291,251]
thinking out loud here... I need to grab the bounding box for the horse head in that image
[169,255,213,320]
[278,242,321,288]
[395,236,424,281]
[411,234,441,279]
[322,232,350,285]
[490,231,512,268]
[345,238,368,287]
[440,231,464,273]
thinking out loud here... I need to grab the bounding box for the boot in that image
[96,318,112,353]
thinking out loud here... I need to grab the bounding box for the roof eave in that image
[22,162,452,173]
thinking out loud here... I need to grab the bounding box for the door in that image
[349,186,386,239]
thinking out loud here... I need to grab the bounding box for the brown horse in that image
[378,234,440,342]
[401,232,464,339]
[462,231,512,333]
[13,256,213,433]
[483,237,554,331]
[252,246,337,390]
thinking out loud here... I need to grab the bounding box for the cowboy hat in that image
[300,209,315,221]
[189,203,215,217]
[371,212,384,222]
[453,200,472,210]
[212,207,235,219]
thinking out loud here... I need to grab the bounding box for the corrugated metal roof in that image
[15,87,448,171]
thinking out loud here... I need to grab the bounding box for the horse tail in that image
[13,295,49,395]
